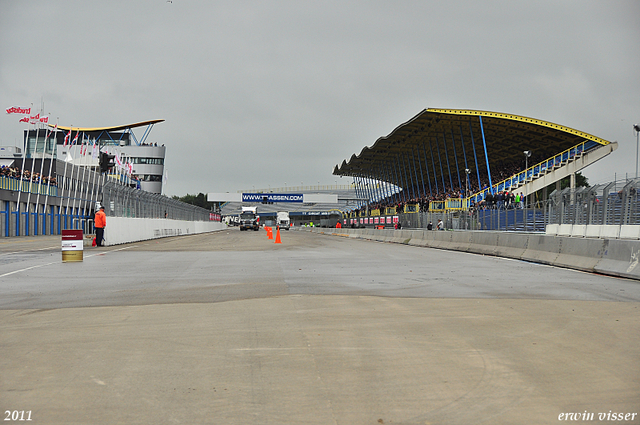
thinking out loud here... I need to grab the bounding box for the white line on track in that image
[0,245,136,278]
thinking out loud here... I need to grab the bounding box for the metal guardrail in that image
[0,160,214,237]
[346,178,640,232]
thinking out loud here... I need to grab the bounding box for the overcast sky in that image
[1,0,639,196]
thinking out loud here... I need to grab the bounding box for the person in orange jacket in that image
[336,221,342,228]
[95,206,106,246]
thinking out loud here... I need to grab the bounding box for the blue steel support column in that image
[434,136,447,193]
[387,162,400,203]
[400,154,411,200]
[469,121,482,192]
[407,152,419,199]
[389,162,398,203]
[381,164,392,205]
[362,176,370,207]
[354,176,362,208]
[440,134,454,192]
[393,155,407,202]
[372,173,382,205]
[363,176,372,207]
[359,176,367,208]
[368,175,377,206]
[402,152,415,200]
[427,139,439,195]
[414,146,427,199]
[4,201,8,237]
[353,177,360,208]
[458,126,470,190]
[376,169,386,204]
[479,116,494,192]
[375,167,385,205]
[407,150,420,199]
[380,166,391,204]
[421,141,433,197]
[371,169,380,205]
[448,130,462,191]
[457,127,469,172]
[380,165,391,204]
[410,150,421,200]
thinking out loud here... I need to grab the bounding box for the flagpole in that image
[24,123,39,209]
[43,119,58,233]
[61,127,73,229]
[78,133,89,227]
[34,116,51,229]
[70,132,81,226]
[88,140,99,220]
[15,107,34,234]
[25,108,44,212]
[88,138,99,210]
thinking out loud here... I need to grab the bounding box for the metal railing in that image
[347,178,640,232]
[0,161,214,237]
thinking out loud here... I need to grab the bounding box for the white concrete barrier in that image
[302,227,640,281]
[103,217,227,246]
[620,225,640,240]
[571,225,586,238]
[585,225,602,239]
[600,225,621,239]
[546,224,559,235]
[557,224,573,236]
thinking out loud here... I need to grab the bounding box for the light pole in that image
[465,168,470,196]
[635,124,640,178]
[523,150,532,208]
[465,168,470,213]
[523,150,531,172]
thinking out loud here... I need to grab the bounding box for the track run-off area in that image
[1,229,639,424]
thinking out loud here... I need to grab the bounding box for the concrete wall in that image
[305,227,640,281]
[104,217,227,245]
[546,224,638,239]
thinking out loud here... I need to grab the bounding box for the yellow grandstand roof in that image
[49,119,164,132]
[333,108,611,179]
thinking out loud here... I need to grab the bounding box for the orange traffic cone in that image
[275,227,281,244]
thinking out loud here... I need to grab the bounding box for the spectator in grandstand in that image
[437,219,444,230]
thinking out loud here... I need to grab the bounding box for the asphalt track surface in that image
[1,229,639,424]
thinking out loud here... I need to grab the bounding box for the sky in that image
[1,0,639,197]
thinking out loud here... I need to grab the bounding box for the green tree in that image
[172,193,218,210]
[545,171,589,196]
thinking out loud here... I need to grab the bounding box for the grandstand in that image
[333,108,617,213]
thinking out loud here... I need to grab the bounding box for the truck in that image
[276,211,290,230]
[239,206,260,231]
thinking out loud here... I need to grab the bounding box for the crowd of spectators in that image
[352,161,534,215]
[0,166,57,186]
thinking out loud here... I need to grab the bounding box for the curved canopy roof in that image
[49,119,164,132]
[333,109,611,187]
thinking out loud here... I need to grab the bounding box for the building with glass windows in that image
[22,120,166,194]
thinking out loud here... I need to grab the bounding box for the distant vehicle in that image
[239,206,260,231]
[276,211,290,230]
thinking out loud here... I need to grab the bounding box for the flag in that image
[19,116,29,123]
[72,131,79,146]
[39,115,49,124]
[64,131,70,146]
[6,106,31,115]
[29,113,40,124]
[91,138,98,159]
[80,135,88,155]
